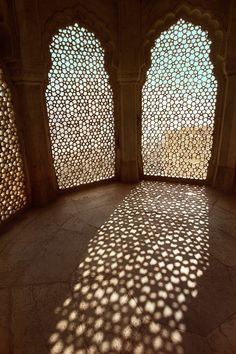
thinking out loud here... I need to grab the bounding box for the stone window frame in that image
[42,3,120,192]
[138,4,227,186]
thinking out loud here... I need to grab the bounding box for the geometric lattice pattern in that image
[142,19,217,179]
[46,24,115,190]
[0,68,27,223]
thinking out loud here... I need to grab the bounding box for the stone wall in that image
[0,0,235,209]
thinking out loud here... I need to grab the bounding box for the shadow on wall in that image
[43,182,225,353]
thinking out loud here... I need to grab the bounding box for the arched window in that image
[46,23,115,190]
[0,69,27,223]
[142,19,217,180]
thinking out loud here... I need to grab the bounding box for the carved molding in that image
[141,2,226,83]
[42,3,118,81]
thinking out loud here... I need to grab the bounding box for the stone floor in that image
[0,181,236,354]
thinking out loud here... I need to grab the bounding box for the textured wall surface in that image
[0,0,235,213]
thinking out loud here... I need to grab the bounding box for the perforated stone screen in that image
[142,19,217,179]
[0,69,27,223]
[46,24,115,190]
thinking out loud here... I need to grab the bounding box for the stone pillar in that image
[117,81,140,181]
[117,0,141,182]
[214,4,236,191]
[214,78,236,191]
[13,76,57,206]
[4,0,58,205]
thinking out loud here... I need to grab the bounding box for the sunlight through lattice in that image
[0,69,27,222]
[48,182,210,354]
[46,24,115,190]
[142,19,217,179]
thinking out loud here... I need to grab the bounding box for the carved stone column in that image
[214,3,236,191]
[117,80,140,181]
[10,68,57,206]
[214,76,236,191]
[117,0,141,182]
[4,0,58,205]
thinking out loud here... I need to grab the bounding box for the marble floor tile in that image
[0,181,236,353]
[11,287,48,354]
[0,289,10,354]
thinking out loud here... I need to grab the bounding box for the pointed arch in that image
[42,3,118,82]
[139,4,226,184]
[45,22,116,189]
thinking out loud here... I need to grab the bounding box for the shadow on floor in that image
[32,182,236,354]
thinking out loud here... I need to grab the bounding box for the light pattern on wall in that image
[0,69,27,223]
[46,24,115,190]
[142,19,217,179]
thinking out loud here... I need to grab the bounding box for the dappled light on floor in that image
[48,182,211,353]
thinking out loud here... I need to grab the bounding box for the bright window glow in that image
[0,69,27,223]
[46,24,115,190]
[142,19,217,179]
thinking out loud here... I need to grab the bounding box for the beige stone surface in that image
[208,226,236,267]
[1,181,236,353]
[0,1,236,353]
[0,289,10,354]
[11,287,48,354]
[208,313,236,354]
[1,0,235,201]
